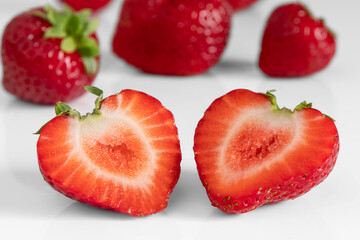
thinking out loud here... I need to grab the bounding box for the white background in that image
[0,0,359,239]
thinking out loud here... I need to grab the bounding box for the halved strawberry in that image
[193,89,339,213]
[37,87,181,216]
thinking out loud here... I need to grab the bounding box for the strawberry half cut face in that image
[193,89,339,213]
[37,87,181,216]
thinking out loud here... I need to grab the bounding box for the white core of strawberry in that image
[63,96,157,192]
[217,105,305,183]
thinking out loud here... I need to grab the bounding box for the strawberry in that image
[193,89,339,213]
[112,0,232,76]
[60,0,112,11]
[1,6,100,104]
[258,3,336,77]
[227,0,258,11]
[36,86,181,216]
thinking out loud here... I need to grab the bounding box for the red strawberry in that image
[193,89,339,213]
[60,0,112,11]
[227,0,258,11]
[259,3,336,77]
[36,86,181,216]
[112,0,232,76]
[1,6,100,104]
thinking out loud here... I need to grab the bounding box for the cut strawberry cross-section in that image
[37,86,181,216]
[194,89,339,213]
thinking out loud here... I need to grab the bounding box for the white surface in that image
[0,0,359,239]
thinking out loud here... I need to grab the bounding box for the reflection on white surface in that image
[1,0,360,239]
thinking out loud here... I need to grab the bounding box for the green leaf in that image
[77,38,99,57]
[82,57,98,75]
[44,27,67,38]
[54,15,69,30]
[65,15,82,36]
[44,5,57,25]
[60,36,76,53]
[78,9,92,22]
[34,120,51,135]
[84,19,99,36]
[55,102,72,115]
[84,86,103,115]
[62,6,73,17]
[85,86,103,97]
[294,101,312,111]
[37,5,100,74]
[265,90,280,111]
[324,114,335,122]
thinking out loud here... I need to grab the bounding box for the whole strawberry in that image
[112,0,232,76]
[194,89,339,213]
[259,3,336,77]
[227,0,258,11]
[1,6,100,104]
[37,86,181,216]
[60,0,112,11]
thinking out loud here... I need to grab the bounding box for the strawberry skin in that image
[1,6,100,104]
[259,3,336,77]
[227,0,258,11]
[193,89,339,213]
[37,87,181,216]
[60,0,112,11]
[112,0,232,76]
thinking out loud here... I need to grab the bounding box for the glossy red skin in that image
[1,8,99,104]
[194,89,339,213]
[259,3,336,77]
[60,0,112,11]
[112,0,232,76]
[227,0,258,11]
[37,90,182,216]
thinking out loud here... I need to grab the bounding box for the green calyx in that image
[32,5,100,76]
[294,101,312,111]
[264,90,312,113]
[54,86,104,119]
[264,90,335,121]
[34,86,104,134]
[265,90,281,111]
